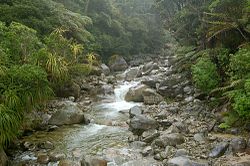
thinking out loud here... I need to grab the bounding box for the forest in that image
[0,0,250,165]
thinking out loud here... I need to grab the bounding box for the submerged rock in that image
[49,101,86,126]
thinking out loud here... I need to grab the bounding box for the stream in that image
[10,80,158,165]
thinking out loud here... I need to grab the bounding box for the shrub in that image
[230,48,250,79]
[0,64,53,147]
[192,57,220,93]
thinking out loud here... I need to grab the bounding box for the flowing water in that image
[11,80,158,165]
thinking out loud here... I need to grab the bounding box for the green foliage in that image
[68,64,92,77]
[0,22,41,64]
[192,57,220,93]
[230,48,250,79]
[0,64,52,147]
[219,111,239,129]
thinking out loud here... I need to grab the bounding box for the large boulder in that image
[125,67,140,81]
[0,149,7,166]
[125,84,148,102]
[108,55,128,72]
[142,88,164,105]
[100,64,110,75]
[56,82,81,99]
[49,101,86,126]
[129,115,158,135]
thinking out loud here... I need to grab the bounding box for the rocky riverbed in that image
[5,53,250,166]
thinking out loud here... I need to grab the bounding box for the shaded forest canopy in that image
[0,0,250,149]
[0,0,166,59]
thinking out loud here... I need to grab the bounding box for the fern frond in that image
[211,79,244,94]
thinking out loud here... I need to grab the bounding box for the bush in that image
[226,79,250,119]
[230,48,250,79]
[192,57,220,93]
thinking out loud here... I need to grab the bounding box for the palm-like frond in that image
[46,53,69,81]
[70,43,84,61]
[0,104,22,148]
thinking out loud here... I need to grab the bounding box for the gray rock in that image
[141,77,160,89]
[142,62,154,73]
[154,153,162,160]
[142,130,160,143]
[0,149,7,166]
[142,88,164,105]
[194,133,206,143]
[108,55,128,72]
[49,101,86,126]
[125,67,140,81]
[155,133,185,147]
[129,106,142,118]
[101,64,110,75]
[183,86,192,95]
[125,84,148,102]
[141,146,153,157]
[209,142,229,158]
[167,156,192,166]
[168,157,209,166]
[129,115,158,136]
[101,84,114,95]
[160,151,168,159]
[131,141,147,148]
[175,149,188,157]
[230,137,247,153]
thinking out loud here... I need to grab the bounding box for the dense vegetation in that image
[156,0,250,128]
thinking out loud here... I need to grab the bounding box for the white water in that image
[98,81,141,115]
